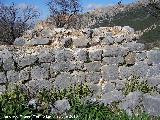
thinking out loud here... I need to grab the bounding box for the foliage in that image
[0,82,157,120]
[123,76,155,95]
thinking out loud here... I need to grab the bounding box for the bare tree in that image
[0,2,40,44]
[47,0,82,28]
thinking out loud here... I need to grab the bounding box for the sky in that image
[4,0,135,20]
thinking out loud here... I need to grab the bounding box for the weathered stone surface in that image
[28,79,53,93]
[73,38,89,48]
[26,38,50,45]
[132,62,149,78]
[115,80,126,90]
[114,36,125,43]
[147,76,160,87]
[102,82,115,93]
[86,72,101,83]
[136,52,147,61]
[3,58,15,71]
[74,49,88,62]
[103,47,127,57]
[55,49,74,62]
[52,99,71,114]
[0,72,7,84]
[122,26,134,34]
[54,72,73,90]
[143,94,160,116]
[38,52,55,63]
[19,67,30,81]
[101,36,114,45]
[119,91,143,111]
[84,61,101,72]
[119,66,132,79]
[102,65,119,81]
[100,90,124,105]
[89,49,102,61]
[50,62,75,76]
[147,50,160,65]
[148,65,160,77]
[7,70,19,82]
[62,38,73,48]
[13,38,26,46]
[122,42,144,52]
[102,56,124,65]
[0,85,6,94]
[72,71,86,84]
[0,49,12,62]
[17,55,38,68]
[125,52,136,65]
[31,66,49,80]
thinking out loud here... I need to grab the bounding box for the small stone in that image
[103,56,124,65]
[19,67,30,81]
[3,58,15,71]
[38,52,55,63]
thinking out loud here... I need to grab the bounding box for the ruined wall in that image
[0,26,160,116]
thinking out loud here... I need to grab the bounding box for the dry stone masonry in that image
[0,26,160,116]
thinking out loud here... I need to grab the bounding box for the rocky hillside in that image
[0,25,158,116]
[82,2,160,49]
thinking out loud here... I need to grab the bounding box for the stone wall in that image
[1,26,160,116]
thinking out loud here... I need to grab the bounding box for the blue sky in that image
[4,0,135,20]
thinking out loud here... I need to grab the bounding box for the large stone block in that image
[28,79,53,93]
[74,49,88,62]
[52,99,71,114]
[148,65,160,77]
[86,72,101,84]
[89,49,102,61]
[102,56,124,65]
[103,47,128,57]
[13,38,26,46]
[84,61,101,72]
[102,65,119,81]
[73,38,89,48]
[55,49,74,62]
[147,50,160,65]
[31,66,49,80]
[119,91,143,111]
[7,70,19,83]
[26,38,50,45]
[0,72,7,84]
[50,61,75,76]
[132,62,149,78]
[38,52,55,63]
[122,42,144,52]
[19,67,30,81]
[119,66,132,79]
[143,94,160,116]
[3,58,15,71]
[100,90,124,105]
[72,71,86,84]
[102,82,115,94]
[101,36,114,45]
[17,55,38,68]
[54,72,74,90]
